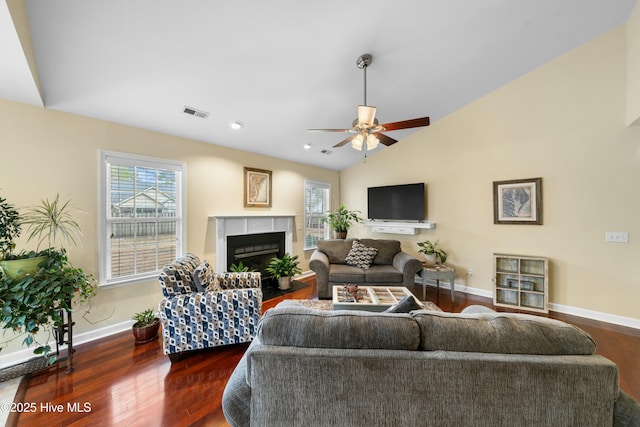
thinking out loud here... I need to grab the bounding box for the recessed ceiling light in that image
[230,121,244,130]
[303,143,312,150]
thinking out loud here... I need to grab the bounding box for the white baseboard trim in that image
[0,320,133,370]
[297,270,315,280]
[419,278,640,330]
[547,302,640,330]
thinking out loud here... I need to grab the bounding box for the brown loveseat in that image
[309,238,422,299]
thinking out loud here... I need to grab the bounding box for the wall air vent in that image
[183,106,209,119]
[320,149,333,155]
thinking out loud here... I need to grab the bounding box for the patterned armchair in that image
[158,253,262,362]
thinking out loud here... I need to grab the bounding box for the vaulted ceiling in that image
[1,1,637,170]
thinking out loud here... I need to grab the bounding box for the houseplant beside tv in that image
[265,253,302,290]
[322,204,363,239]
[417,240,447,266]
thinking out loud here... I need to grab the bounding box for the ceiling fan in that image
[308,53,430,155]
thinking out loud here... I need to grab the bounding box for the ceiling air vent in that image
[183,106,209,119]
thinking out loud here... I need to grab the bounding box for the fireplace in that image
[226,232,285,281]
[212,215,295,276]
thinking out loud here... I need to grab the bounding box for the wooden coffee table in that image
[332,285,422,312]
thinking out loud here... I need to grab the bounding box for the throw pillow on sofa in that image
[344,240,378,269]
[385,295,423,313]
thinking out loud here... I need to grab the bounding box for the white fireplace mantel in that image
[212,215,295,272]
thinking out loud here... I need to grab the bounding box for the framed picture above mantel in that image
[244,167,272,208]
[493,177,542,225]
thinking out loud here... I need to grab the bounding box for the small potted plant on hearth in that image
[265,253,302,290]
[322,204,363,239]
[417,240,447,266]
[132,308,160,344]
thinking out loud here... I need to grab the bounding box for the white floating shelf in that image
[366,220,436,235]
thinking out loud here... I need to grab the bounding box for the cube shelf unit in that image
[493,253,549,313]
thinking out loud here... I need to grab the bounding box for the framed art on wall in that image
[244,167,272,207]
[493,177,542,225]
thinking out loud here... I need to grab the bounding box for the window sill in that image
[99,273,159,289]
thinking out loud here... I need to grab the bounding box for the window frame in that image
[303,180,331,250]
[99,150,186,288]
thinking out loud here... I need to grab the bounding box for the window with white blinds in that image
[304,180,330,250]
[100,151,185,287]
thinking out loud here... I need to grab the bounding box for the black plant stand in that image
[53,302,75,373]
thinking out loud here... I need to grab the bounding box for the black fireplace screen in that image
[226,232,285,282]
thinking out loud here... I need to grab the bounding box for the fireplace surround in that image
[212,215,294,275]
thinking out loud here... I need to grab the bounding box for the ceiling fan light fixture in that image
[357,105,376,127]
[310,53,430,154]
[351,134,365,151]
[366,134,379,150]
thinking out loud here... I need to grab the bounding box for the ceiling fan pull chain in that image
[363,140,368,163]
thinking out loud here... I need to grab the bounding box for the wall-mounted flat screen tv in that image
[367,183,425,221]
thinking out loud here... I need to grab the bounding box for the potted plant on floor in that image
[417,240,447,266]
[265,253,302,290]
[0,193,97,364]
[322,204,363,239]
[132,308,160,344]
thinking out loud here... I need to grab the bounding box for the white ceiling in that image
[1,1,637,170]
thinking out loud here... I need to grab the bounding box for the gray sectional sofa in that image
[309,238,422,299]
[223,301,640,427]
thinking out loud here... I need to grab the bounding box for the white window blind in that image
[304,180,330,250]
[100,151,185,287]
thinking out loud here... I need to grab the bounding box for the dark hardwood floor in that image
[8,277,640,426]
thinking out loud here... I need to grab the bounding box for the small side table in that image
[419,264,455,303]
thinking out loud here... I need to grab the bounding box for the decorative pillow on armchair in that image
[192,260,217,292]
[344,240,378,269]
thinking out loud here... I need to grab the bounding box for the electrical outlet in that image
[467,268,474,276]
[605,232,629,243]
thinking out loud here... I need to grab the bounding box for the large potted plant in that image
[132,308,160,344]
[0,193,96,364]
[0,195,46,279]
[265,253,302,290]
[322,204,363,239]
[417,240,447,266]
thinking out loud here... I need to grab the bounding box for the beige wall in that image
[627,2,640,125]
[341,24,640,320]
[0,99,339,355]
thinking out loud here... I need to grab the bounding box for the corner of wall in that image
[626,2,640,125]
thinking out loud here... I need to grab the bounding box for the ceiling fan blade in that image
[307,128,352,133]
[333,135,357,148]
[380,116,430,131]
[373,132,398,146]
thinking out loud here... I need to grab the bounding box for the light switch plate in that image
[605,232,629,243]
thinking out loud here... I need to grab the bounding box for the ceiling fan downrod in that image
[356,53,373,105]
[357,54,372,106]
